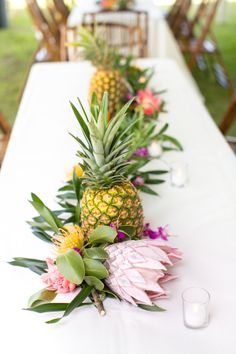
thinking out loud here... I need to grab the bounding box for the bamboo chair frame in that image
[219,94,236,134]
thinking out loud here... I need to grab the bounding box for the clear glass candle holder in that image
[170,161,188,188]
[182,287,210,329]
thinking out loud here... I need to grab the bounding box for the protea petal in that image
[105,239,182,306]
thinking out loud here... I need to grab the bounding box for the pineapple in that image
[71,92,144,238]
[75,27,127,114]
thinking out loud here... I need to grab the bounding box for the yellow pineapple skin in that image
[89,69,127,114]
[81,182,144,239]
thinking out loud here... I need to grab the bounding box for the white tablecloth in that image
[1,59,236,354]
[68,0,202,98]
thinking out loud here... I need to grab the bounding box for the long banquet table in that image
[1,59,236,354]
[68,0,202,98]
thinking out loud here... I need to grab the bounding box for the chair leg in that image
[219,95,236,134]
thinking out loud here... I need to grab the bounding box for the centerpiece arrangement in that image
[97,0,135,11]
[10,28,183,324]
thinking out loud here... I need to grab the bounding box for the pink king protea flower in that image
[41,258,76,294]
[105,240,182,306]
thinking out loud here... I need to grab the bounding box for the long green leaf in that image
[30,194,63,233]
[138,304,166,312]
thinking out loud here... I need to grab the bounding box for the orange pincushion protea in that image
[54,225,84,255]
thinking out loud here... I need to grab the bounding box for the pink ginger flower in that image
[137,89,161,116]
[132,176,145,186]
[41,258,76,294]
[105,239,182,306]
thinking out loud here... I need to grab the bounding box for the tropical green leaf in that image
[56,250,85,285]
[84,276,104,290]
[119,225,135,238]
[73,169,83,202]
[89,226,117,245]
[141,170,169,175]
[28,288,56,308]
[161,134,183,151]
[9,257,47,275]
[84,258,109,279]
[46,285,93,323]
[138,304,166,312]
[145,179,165,185]
[84,247,109,260]
[26,302,92,313]
[30,194,64,233]
[137,185,159,196]
[102,288,120,300]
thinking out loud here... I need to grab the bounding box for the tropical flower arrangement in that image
[97,0,135,10]
[10,29,183,324]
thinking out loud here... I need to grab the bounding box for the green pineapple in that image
[71,92,144,238]
[75,27,127,114]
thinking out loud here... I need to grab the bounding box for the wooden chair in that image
[61,21,145,61]
[26,0,61,62]
[47,0,70,27]
[177,0,232,89]
[82,9,148,57]
[219,94,236,135]
[0,113,11,167]
[167,0,192,38]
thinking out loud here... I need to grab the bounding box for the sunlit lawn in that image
[0,8,37,124]
[0,2,236,134]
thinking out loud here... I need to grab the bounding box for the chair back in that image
[47,0,70,26]
[82,9,148,57]
[61,22,144,61]
[191,0,220,52]
[26,0,60,60]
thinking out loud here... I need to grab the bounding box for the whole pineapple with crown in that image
[75,27,127,114]
[71,92,144,238]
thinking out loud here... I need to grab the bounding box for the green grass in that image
[0,3,236,134]
[191,2,236,135]
[0,8,37,124]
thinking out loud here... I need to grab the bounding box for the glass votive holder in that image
[170,161,188,187]
[182,287,210,329]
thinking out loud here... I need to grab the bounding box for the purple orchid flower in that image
[110,222,126,241]
[132,176,145,186]
[144,223,169,240]
[73,247,82,256]
[134,147,149,157]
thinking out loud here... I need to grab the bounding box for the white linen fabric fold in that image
[0,59,235,354]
